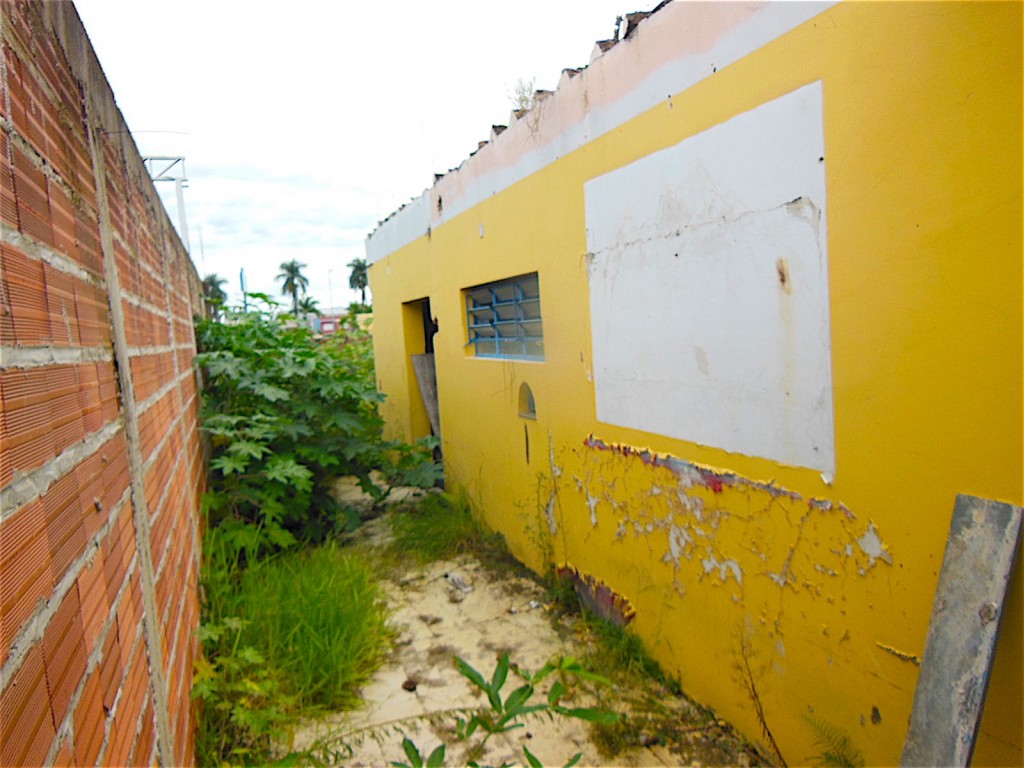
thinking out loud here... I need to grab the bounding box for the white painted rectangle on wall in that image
[585,82,835,473]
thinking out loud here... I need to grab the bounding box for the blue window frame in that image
[465,273,543,360]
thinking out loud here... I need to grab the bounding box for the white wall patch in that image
[585,82,835,473]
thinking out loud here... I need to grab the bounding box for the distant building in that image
[306,306,372,336]
[313,307,349,336]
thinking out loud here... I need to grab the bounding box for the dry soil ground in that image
[294,485,767,767]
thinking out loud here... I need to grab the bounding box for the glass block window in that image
[465,273,543,360]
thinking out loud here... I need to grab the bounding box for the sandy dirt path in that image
[294,492,764,767]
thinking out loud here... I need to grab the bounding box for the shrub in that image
[195,299,437,559]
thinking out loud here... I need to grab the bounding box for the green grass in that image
[389,490,521,570]
[542,570,671,687]
[228,543,391,710]
[581,612,676,687]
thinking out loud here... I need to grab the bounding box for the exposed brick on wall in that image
[1,2,204,765]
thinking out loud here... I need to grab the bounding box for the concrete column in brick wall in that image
[84,112,175,763]
[156,218,203,589]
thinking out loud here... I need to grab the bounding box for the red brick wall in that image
[1,2,204,765]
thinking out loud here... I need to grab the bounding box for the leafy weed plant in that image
[196,299,438,559]
[803,715,865,768]
[192,616,296,765]
[389,652,617,768]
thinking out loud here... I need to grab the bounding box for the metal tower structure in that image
[143,156,191,253]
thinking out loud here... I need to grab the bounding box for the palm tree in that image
[347,258,369,304]
[276,259,309,315]
[201,273,228,320]
[297,295,321,317]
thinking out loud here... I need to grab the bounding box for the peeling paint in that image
[586,492,599,526]
[548,431,563,478]
[857,523,893,567]
[578,434,896,643]
[583,435,801,500]
[544,494,557,535]
[876,642,921,666]
[676,489,704,521]
[557,566,635,626]
[571,432,915,757]
[544,431,562,535]
[664,525,692,565]
[702,554,744,585]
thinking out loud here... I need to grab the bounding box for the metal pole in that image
[175,177,190,253]
[197,226,205,274]
[143,156,191,254]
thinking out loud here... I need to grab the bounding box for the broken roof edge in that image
[365,1,838,262]
[365,2,672,262]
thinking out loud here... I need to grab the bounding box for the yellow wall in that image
[369,3,1022,764]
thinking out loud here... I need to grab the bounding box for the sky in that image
[72,0,642,312]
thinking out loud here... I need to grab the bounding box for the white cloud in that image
[74,0,637,308]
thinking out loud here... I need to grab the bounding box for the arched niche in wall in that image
[518,382,537,420]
